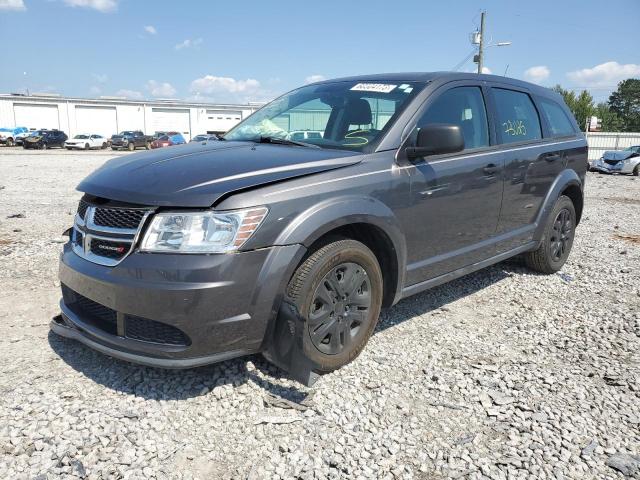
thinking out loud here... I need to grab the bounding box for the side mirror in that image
[406,123,464,159]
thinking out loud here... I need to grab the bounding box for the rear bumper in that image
[53,242,306,368]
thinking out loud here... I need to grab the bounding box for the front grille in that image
[77,199,89,219]
[89,238,130,260]
[61,285,191,346]
[125,315,191,346]
[604,159,621,165]
[62,285,117,335]
[93,207,146,230]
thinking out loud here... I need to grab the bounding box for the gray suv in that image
[52,73,587,385]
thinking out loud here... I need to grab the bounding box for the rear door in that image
[488,86,563,240]
[402,83,504,284]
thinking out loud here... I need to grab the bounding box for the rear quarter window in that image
[538,97,576,137]
[492,88,542,144]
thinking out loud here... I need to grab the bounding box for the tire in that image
[66,147,72,150]
[84,143,89,150]
[111,147,118,151]
[524,195,576,274]
[6,138,13,147]
[286,239,383,372]
[145,141,151,150]
[41,143,47,150]
[102,142,107,149]
[127,142,134,151]
[633,164,639,176]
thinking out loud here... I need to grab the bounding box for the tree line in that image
[552,78,640,133]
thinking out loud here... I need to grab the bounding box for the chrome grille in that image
[72,199,153,266]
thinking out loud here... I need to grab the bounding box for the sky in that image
[0,0,638,105]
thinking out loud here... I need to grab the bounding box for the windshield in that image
[74,135,89,139]
[158,135,169,141]
[224,81,424,152]
[624,146,640,152]
[120,131,134,136]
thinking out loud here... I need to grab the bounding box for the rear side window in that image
[492,88,542,144]
[538,98,576,137]
[418,86,489,150]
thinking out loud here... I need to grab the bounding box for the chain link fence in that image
[585,131,640,160]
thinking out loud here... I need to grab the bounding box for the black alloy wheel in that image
[308,262,372,355]
[549,208,572,262]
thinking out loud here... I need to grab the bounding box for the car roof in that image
[312,71,552,95]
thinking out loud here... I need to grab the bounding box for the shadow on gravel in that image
[47,259,526,401]
[375,260,521,333]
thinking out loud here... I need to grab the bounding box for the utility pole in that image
[477,11,486,74]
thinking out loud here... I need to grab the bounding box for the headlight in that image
[140,207,268,253]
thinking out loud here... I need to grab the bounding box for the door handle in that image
[483,163,500,175]
[545,153,561,162]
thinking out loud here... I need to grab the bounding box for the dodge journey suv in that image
[52,73,587,385]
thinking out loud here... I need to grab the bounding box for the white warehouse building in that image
[0,93,263,141]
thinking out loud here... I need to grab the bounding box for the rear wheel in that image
[84,143,90,150]
[286,239,383,372]
[145,141,151,150]
[102,142,107,149]
[524,195,576,274]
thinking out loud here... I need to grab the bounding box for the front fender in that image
[275,195,407,305]
[533,168,583,242]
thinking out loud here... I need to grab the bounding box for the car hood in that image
[602,150,638,161]
[77,141,362,207]
[25,135,43,141]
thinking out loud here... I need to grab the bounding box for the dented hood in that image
[77,141,362,207]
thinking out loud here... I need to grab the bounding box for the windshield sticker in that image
[351,83,397,93]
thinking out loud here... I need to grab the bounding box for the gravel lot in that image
[0,148,638,480]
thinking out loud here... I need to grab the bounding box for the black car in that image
[190,134,219,142]
[52,72,587,385]
[23,130,68,149]
[110,131,153,151]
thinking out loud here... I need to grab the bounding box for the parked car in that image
[15,129,34,146]
[190,134,219,143]
[0,126,29,147]
[288,130,324,142]
[110,131,153,151]
[52,72,587,386]
[150,132,186,149]
[590,145,640,176]
[22,129,68,149]
[65,134,109,150]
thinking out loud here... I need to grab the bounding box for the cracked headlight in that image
[140,207,268,253]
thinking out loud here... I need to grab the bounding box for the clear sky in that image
[0,0,638,104]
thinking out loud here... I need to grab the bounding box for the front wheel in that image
[524,195,576,274]
[633,164,639,176]
[41,143,47,150]
[102,142,107,149]
[286,239,383,372]
[6,138,13,147]
[145,141,151,150]
[127,142,134,151]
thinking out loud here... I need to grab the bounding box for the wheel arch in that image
[274,196,407,307]
[533,169,583,243]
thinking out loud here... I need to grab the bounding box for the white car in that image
[65,134,109,150]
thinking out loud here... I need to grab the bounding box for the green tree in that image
[608,79,640,132]
[551,85,595,131]
[594,102,623,131]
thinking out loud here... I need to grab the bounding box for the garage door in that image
[151,108,190,141]
[75,106,117,137]
[204,110,242,134]
[14,103,60,130]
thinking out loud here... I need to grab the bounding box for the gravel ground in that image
[0,148,638,480]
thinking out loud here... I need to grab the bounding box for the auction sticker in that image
[351,83,397,93]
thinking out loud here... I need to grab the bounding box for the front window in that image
[224,81,424,152]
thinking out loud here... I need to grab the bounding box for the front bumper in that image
[53,242,306,368]
[591,159,634,174]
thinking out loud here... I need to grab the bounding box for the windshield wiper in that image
[257,136,320,148]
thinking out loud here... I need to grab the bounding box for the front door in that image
[401,85,504,285]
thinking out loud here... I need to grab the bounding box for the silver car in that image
[591,145,640,176]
